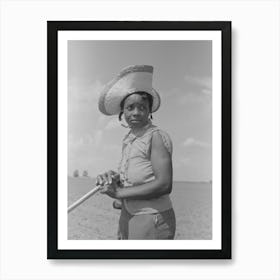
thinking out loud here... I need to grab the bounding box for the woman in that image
[97,65,176,239]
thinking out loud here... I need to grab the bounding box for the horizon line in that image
[67,175,212,183]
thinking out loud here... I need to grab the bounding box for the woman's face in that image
[123,93,151,129]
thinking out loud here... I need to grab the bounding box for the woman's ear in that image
[118,111,123,121]
[119,111,130,128]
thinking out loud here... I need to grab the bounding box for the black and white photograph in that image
[48,21,231,259]
[68,42,212,241]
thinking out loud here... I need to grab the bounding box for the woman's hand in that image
[99,179,119,198]
[96,170,119,186]
[96,170,120,198]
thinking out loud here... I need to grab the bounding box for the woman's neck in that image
[130,121,152,136]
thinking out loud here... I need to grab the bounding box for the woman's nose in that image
[132,108,140,115]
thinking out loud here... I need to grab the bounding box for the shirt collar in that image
[124,122,154,144]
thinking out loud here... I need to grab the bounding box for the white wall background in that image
[0,0,279,279]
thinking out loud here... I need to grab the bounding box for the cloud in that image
[184,75,212,91]
[68,134,121,177]
[104,118,120,130]
[68,129,103,153]
[96,115,108,126]
[93,130,103,146]
[164,74,212,107]
[183,137,211,148]
[68,78,104,114]
[170,90,211,106]
[68,78,104,102]
[201,88,211,96]
[105,144,122,154]
[183,74,212,100]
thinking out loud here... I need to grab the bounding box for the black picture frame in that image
[47,21,231,259]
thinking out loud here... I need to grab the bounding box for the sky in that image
[68,40,212,181]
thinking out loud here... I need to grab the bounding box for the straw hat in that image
[98,65,161,115]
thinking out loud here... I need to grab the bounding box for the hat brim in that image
[99,86,161,116]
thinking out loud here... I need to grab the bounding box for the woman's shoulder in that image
[151,127,173,155]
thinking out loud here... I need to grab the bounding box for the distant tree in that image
[82,170,88,177]
[73,169,79,177]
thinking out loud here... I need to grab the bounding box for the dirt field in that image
[68,177,212,240]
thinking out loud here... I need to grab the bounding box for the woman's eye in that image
[125,104,146,111]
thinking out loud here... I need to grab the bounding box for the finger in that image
[97,175,106,186]
[96,175,102,186]
[108,170,120,183]
[98,174,107,185]
[103,173,111,185]
[100,184,108,193]
[107,170,116,184]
